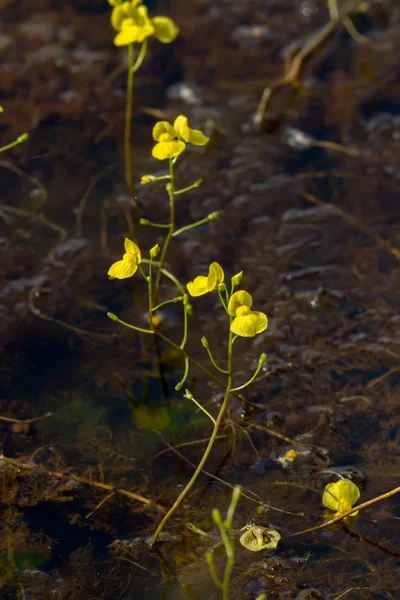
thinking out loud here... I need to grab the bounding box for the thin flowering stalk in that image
[154,158,176,304]
[125,43,135,202]
[150,325,234,546]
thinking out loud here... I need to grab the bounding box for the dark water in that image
[0,0,399,598]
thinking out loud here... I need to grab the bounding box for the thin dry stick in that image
[299,190,400,261]
[0,203,67,245]
[367,367,400,388]
[85,490,117,519]
[0,161,48,206]
[75,163,118,238]
[157,435,302,517]
[0,454,166,513]
[288,485,400,537]
[254,0,364,124]
[0,412,52,424]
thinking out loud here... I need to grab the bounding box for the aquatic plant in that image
[206,487,267,600]
[107,113,268,543]
[206,486,241,600]
[107,0,179,200]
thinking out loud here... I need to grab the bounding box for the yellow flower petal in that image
[209,262,224,285]
[111,3,130,31]
[186,262,224,297]
[174,115,209,146]
[230,311,268,337]
[152,140,185,160]
[322,480,360,516]
[239,526,281,552]
[173,115,190,142]
[152,16,179,43]
[227,290,253,317]
[108,259,137,279]
[124,237,141,263]
[114,19,154,45]
[187,275,209,297]
[152,121,176,142]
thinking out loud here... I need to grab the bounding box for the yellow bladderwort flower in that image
[111,0,179,47]
[187,262,224,297]
[151,115,209,160]
[152,121,186,160]
[239,524,281,552]
[108,238,142,279]
[227,290,268,337]
[322,479,360,517]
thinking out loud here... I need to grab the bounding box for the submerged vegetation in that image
[0,0,400,598]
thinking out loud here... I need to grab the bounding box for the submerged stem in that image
[150,328,234,546]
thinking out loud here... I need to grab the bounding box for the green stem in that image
[133,38,148,72]
[180,297,189,349]
[107,312,154,335]
[217,287,228,312]
[140,219,171,229]
[154,158,176,304]
[152,296,184,312]
[231,353,267,391]
[173,179,203,195]
[172,212,219,238]
[175,356,190,391]
[202,339,229,374]
[206,554,223,589]
[125,43,135,201]
[141,259,186,296]
[150,326,234,546]
[184,389,216,424]
[0,133,28,154]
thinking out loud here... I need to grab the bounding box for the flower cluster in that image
[110,0,179,47]
[152,116,209,161]
[187,263,268,338]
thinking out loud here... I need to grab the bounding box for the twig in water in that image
[254,0,368,125]
[0,454,166,513]
[288,484,400,537]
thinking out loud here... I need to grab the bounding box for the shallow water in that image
[1,0,399,599]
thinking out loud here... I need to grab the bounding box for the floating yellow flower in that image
[239,524,281,552]
[108,238,141,279]
[322,479,360,517]
[187,262,224,297]
[111,0,179,47]
[227,290,268,337]
[152,115,209,160]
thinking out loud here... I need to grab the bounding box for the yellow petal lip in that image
[151,140,185,160]
[152,16,179,43]
[152,121,176,141]
[108,259,137,279]
[230,311,268,337]
[186,262,224,297]
[322,479,360,516]
[227,290,253,317]
[187,275,209,297]
[124,237,141,262]
[111,3,130,31]
[174,115,209,145]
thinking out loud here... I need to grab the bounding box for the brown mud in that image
[0,0,399,598]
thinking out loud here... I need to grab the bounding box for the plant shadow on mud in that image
[1,0,400,598]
